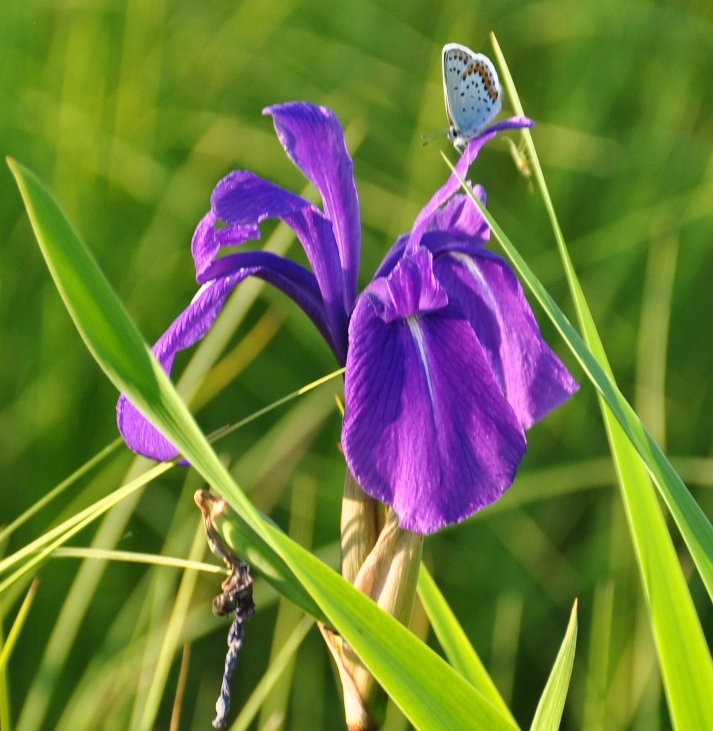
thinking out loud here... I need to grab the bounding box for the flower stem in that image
[340,469,379,584]
[330,479,424,730]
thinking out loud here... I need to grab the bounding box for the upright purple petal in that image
[342,296,526,534]
[117,253,335,461]
[426,187,489,242]
[212,171,348,362]
[374,233,409,279]
[265,103,361,310]
[408,117,533,251]
[433,247,578,429]
[364,247,447,323]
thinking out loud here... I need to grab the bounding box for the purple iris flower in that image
[117,102,577,535]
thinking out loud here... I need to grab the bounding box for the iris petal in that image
[373,188,489,283]
[265,102,361,311]
[433,247,579,429]
[212,171,348,362]
[408,116,533,251]
[342,296,526,535]
[426,187,489,241]
[117,252,334,461]
[191,211,259,280]
[365,247,448,323]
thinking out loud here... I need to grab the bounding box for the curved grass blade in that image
[442,155,713,729]
[491,33,713,729]
[490,33,713,604]
[9,157,519,731]
[417,565,517,727]
[529,601,577,731]
[0,369,342,595]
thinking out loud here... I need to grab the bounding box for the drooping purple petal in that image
[212,171,312,224]
[265,102,361,311]
[117,253,334,461]
[191,211,260,280]
[202,252,336,352]
[433,247,578,429]
[212,171,348,362]
[342,296,526,534]
[407,116,533,251]
[117,276,241,462]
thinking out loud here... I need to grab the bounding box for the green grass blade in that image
[0,581,39,731]
[443,155,713,729]
[0,614,9,731]
[169,644,191,731]
[529,601,577,731]
[490,33,713,604]
[0,580,39,673]
[137,520,206,731]
[417,565,517,727]
[0,438,122,547]
[490,34,713,730]
[50,547,226,574]
[258,476,317,729]
[229,615,315,731]
[9,157,520,731]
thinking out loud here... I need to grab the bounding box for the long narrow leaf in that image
[491,32,713,604]
[230,615,314,731]
[529,601,577,731]
[7,157,322,623]
[443,155,713,729]
[0,580,39,673]
[491,34,713,731]
[9,158,519,731]
[417,565,517,727]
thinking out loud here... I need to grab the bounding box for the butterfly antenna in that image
[421,128,449,146]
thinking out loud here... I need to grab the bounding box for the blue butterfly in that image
[423,43,502,152]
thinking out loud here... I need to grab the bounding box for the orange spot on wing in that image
[461,62,498,101]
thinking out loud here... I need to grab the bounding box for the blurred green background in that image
[2,0,713,729]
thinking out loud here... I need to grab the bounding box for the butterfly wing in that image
[442,43,502,145]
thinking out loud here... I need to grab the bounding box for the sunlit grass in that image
[2,0,713,729]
